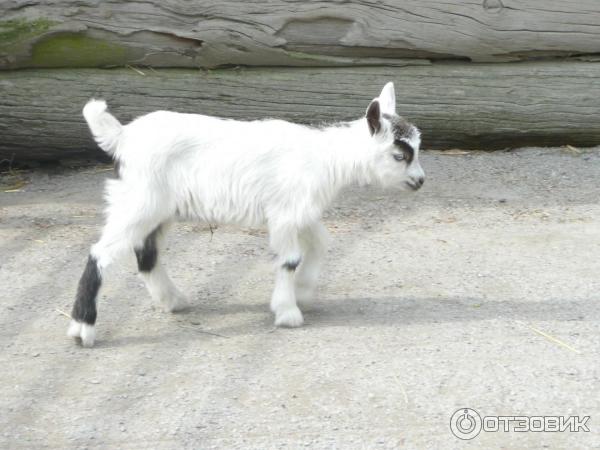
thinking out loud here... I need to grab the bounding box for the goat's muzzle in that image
[406,176,425,191]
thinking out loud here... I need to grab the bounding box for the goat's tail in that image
[83,99,123,155]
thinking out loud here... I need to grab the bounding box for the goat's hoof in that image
[274,306,304,328]
[67,320,96,348]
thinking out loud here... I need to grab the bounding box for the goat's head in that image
[365,82,425,191]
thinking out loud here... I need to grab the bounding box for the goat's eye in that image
[393,153,405,162]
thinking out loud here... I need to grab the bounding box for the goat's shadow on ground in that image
[178,295,597,332]
[91,295,596,348]
[90,331,196,349]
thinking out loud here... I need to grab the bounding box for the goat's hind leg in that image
[68,255,102,347]
[68,224,133,347]
[136,224,188,312]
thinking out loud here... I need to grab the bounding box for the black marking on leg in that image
[282,258,301,271]
[135,226,160,272]
[71,255,102,325]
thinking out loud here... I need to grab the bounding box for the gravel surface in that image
[1,147,599,449]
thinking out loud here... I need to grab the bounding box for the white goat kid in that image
[68,82,425,347]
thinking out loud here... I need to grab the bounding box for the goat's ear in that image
[366,99,381,136]
[378,81,396,114]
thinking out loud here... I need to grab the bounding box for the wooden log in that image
[1,1,600,70]
[1,62,599,161]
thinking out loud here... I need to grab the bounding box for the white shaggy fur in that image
[67,321,95,348]
[69,82,425,347]
[66,320,81,338]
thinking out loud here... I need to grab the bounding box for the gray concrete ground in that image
[1,147,599,449]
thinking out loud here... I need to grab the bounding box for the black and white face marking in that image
[365,82,425,191]
[380,112,424,190]
[393,139,414,164]
[383,113,419,166]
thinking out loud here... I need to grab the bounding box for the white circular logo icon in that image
[450,408,482,440]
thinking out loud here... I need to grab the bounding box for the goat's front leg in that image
[269,226,304,327]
